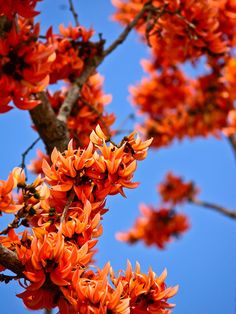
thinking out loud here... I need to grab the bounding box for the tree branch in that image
[30,92,70,154]
[57,1,152,124]
[20,137,41,180]
[68,0,79,26]
[44,309,52,314]
[103,1,152,57]
[57,58,103,124]
[189,198,236,219]
[0,244,24,276]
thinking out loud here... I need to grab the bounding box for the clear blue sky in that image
[0,1,236,313]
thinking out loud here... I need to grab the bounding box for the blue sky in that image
[0,1,236,313]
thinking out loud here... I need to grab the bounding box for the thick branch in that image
[189,198,236,219]
[0,244,24,276]
[30,92,70,154]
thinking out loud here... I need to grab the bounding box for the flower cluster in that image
[158,172,199,205]
[0,0,41,19]
[0,128,175,314]
[47,24,96,84]
[131,62,235,148]
[117,172,196,249]
[117,204,189,249]
[0,18,55,113]
[113,0,236,147]
[113,0,236,65]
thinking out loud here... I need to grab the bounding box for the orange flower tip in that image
[115,232,128,242]
[170,285,179,297]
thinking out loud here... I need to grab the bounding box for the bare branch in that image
[0,244,24,276]
[44,309,52,314]
[30,92,70,154]
[60,189,75,223]
[189,198,236,219]
[68,0,79,26]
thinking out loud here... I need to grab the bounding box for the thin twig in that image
[0,273,19,284]
[0,216,20,235]
[20,137,41,176]
[117,113,135,130]
[68,0,79,26]
[44,309,52,314]
[189,198,236,219]
[60,189,75,223]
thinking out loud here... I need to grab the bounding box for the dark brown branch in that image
[68,0,79,26]
[189,198,236,219]
[30,92,70,154]
[60,189,75,223]
[44,309,52,314]
[0,244,24,276]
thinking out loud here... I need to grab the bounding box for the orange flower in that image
[0,172,23,213]
[117,204,189,249]
[159,172,199,205]
[113,0,231,66]
[0,0,41,18]
[42,129,152,203]
[47,24,95,84]
[132,63,234,147]
[0,18,55,112]
[111,261,178,313]
[28,149,50,175]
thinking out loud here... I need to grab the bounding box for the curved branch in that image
[189,198,236,219]
[0,244,24,276]
[57,1,152,124]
